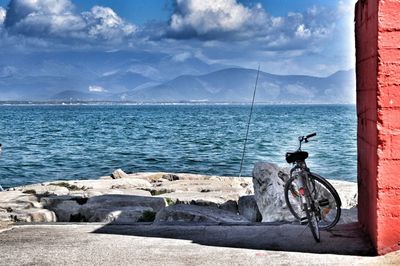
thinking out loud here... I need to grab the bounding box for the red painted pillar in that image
[356,0,400,255]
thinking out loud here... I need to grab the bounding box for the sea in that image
[0,104,357,188]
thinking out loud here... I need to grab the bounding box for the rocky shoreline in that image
[0,163,358,225]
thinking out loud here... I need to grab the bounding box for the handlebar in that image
[306,133,316,139]
[297,133,317,150]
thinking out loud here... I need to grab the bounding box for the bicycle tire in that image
[304,202,320,242]
[284,173,342,230]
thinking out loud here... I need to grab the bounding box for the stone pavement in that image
[1,222,398,265]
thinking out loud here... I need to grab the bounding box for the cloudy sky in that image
[0,0,355,78]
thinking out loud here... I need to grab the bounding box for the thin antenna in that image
[239,64,260,178]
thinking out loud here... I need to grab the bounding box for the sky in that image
[0,0,356,78]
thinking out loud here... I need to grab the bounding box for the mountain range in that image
[121,68,355,103]
[0,50,355,103]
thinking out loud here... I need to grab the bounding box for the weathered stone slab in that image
[154,204,250,224]
[79,195,165,222]
[157,191,239,213]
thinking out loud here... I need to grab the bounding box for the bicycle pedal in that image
[319,199,329,207]
[300,217,308,225]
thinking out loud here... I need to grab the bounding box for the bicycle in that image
[284,133,341,242]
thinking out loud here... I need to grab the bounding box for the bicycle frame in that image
[288,135,321,219]
[290,162,310,206]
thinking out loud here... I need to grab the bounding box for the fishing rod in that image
[239,65,260,178]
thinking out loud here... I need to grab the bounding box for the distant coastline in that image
[0,100,356,106]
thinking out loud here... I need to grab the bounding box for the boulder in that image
[154,204,250,224]
[253,162,358,223]
[252,162,295,222]
[85,206,154,223]
[111,169,129,179]
[238,195,262,222]
[79,195,165,222]
[8,209,57,222]
[48,200,82,222]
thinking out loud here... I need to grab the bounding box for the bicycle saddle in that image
[285,151,308,163]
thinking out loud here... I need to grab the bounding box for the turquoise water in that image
[0,104,356,188]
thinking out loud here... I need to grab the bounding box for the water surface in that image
[0,104,357,188]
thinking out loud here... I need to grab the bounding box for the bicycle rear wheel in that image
[284,173,341,230]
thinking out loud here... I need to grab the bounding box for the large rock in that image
[238,195,262,222]
[253,162,358,223]
[78,195,166,223]
[252,162,294,222]
[8,209,57,222]
[154,204,250,224]
[47,200,82,222]
[156,191,239,213]
[1,171,253,224]
[84,206,154,223]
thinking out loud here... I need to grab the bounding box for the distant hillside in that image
[1,64,355,103]
[123,68,356,103]
[0,50,229,101]
[50,90,112,101]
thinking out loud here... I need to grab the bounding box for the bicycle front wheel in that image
[284,173,341,230]
[305,203,320,242]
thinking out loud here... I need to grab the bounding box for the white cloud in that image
[168,0,269,39]
[271,17,284,27]
[82,6,136,40]
[170,0,251,34]
[295,24,311,39]
[0,7,6,25]
[166,0,336,49]
[88,85,107,92]
[3,0,135,42]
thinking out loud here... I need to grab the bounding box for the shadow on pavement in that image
[92,222,375,256]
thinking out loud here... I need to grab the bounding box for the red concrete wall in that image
[356,0,400,255]
[355,0,379,252]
